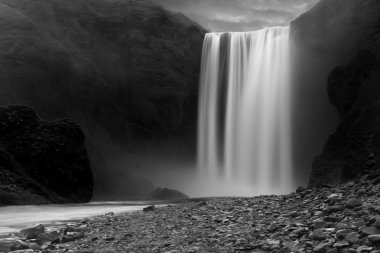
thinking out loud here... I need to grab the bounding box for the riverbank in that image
[3,171,380,253]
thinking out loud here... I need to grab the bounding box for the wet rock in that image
[314,242,331,252]
[333,241,350,248]
[345,199,362,209]
[374,219,380,228]
[368,235,380,244]
[9,240,29,251]
[143,205,155,212]
[60,232,85,243]
[311,229,327,240]
[36,231,59,244]
[19,224,45,240]
[345,232,360,244]
[356,245,373,252]
[361,226,380,236]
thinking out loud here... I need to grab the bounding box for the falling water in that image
[197,27,293,196]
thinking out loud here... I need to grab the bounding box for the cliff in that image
[0,0,206,199]
[0,106,93,205]
[290,0,380,186]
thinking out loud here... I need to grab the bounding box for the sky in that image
[151,0,320,32]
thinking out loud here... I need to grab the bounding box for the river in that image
[0,201,162,236]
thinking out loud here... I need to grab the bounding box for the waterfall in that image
[197,27,293,195]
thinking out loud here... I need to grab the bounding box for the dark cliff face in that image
[0,106,93,205]
[309,34,380,187]
[290,0,380,186]
[0,0,206,198]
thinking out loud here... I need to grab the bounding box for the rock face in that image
[152,187,188,200]
[0,0,205,199]
[0,0,204,143]
[290,0,380,186]
[310,33,380,186]
[0,105,93,205]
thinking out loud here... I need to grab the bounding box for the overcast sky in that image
[151,0,319,32]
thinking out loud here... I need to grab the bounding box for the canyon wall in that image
[0,0,206,199]
[291,0,380,186]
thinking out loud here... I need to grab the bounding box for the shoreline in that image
[2,172,380,252]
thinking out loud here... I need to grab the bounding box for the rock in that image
[19,224,45,240]
[345,232,360,245]
[36,231,59,244]
[0,0,206,201]
[267,223,278,232]
[356,246,373,252]
[375,219,380,228]
[345,199,363,209]
[314,242,331,252]
[292,0,380,187]
[368,234,380,243]
[27,243,40,250]
[311,229,327,241]
[314,220,327,229]
[336,229,353,239]
[10,240,30,251]
[60,232,84,243]
[152,188,189,200]
[143,205,155,212]
[333,241,350,249]
[357,189,367,196]
[9,250,34,253]
[196,201,207,206]
[360,226,380,236]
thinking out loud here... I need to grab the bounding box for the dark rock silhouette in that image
[290,0,380,186]
[310,33,380,186]
[152,187,188,200]
[0,105,93,205]
[0,0,205,199]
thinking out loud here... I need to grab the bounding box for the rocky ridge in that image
[3,168,380,252]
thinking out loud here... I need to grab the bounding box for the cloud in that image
[151,0,319,31]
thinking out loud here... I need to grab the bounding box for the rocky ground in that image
[3,169,380,253]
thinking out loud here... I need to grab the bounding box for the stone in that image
[345,199,362,209]
[333,241,349,248]
[336,229,352,239]
[10,240,30,251]
[267,223,278,232]
[19,224,45,240]
[27,243,40,250]
[356,246,372,252]
[345,232,360,244]
[314,220,326,229]
[311,229,327,240]
[360,226,380,236]
[368,234,380,243]
[374,219,380,228]
[314,242,331,252]
[143,205,155,212]
[357,189,366,196]
[36,231,59,244]
[60,232,84,243]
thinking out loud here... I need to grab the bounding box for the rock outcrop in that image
[0,0,205,199]
[310,32,380,186]
[290,0,380,186]
[0,105,93,205]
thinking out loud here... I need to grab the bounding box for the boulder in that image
[152,188,189,200]
[0,106,93,205]
[19,224,45,240]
